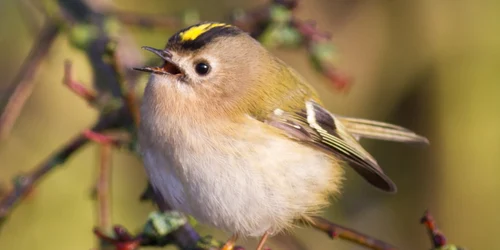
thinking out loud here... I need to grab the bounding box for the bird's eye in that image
[194,62,210,75]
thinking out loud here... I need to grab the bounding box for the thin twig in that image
[85,130,128,229]
[63,61,98,103]
[94,224,224,250]
[124,92,141,126]
[0,133,88,224]
[97,143,112,233]
[84,130,130,147]
[1,1,408,250]
[106,43,141,126]
[308,216,397,250]
[420,210,447,248]
[0,22,60,140]
[231,0,351,91]
[0,106,129,228]
[291,20,352,91]
[0,184,7,199]
[94,226,142,250]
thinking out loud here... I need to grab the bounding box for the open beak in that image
[133,46,184,76]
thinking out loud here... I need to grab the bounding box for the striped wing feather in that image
[266,100,397,192]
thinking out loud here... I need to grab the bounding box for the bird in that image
[134,21,428,250]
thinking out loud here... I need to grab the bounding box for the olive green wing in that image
[337,116,429,144]
[264,100,397,192]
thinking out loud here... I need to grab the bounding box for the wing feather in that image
[337,117,429,144]
[247,60,428,193]
[265,100,397,192]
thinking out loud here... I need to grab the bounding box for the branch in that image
[97,143,113,233]
[94,215,232,250]
[231,0,352,91]
[94,226,141,250]
[104,43,140,126]
[291,20,352,91]
[63,61,98,103]
[308,216,397,250]
[0,105,129,228]
[0,22,60,140]
[1,2,441,250]
[0,133,87,226]
[94,221,206,250]
[84,130,131,147]
[1,61,201,249]
[420,210,465,250]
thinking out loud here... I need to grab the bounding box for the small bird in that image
[135,22,428,250]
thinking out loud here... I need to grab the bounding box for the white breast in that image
[140,116,343,237]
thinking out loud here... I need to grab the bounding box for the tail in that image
[337,117,429,144]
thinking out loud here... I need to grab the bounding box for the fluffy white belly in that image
[141,120,342,236]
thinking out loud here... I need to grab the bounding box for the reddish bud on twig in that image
[94,226,142,250]
[420,210,448,248]
[83,130,129,146]
[63,60,97,103]
[324,68,352,92]
[294,20,331,42]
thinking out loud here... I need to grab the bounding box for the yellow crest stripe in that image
[179,23,231,42]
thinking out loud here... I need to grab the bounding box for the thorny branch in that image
[0,0,350,140]
[63,61,98,103]
[308,216,396,250]
[0,105,130,225]
[420,210,465,250]
[89,131,129,250]
[231,0,352,90]
[97,142,113,233]
[0,0,463,250]
[104,43,141,126]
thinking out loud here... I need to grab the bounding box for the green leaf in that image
[269,5,292,24]
[142,211,188,237]
[310,42,337,64]
[196,235,223,249]
[259,24,302,48]
[103,17,122,40]
[68,24,98,51]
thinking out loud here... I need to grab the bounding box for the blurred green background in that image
[1,0,499,249]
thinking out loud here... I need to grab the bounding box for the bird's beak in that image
[133,46,184,76]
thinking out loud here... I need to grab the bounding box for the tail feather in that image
[337,117,429,144]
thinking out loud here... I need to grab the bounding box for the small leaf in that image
[269,5,292,23]
[41,0,60,18]
[259,24,302,48]
[142,211,188,237]
[310,42,338,67]
[279,26,303,47]
[68,24,99,51]
[196,235,223,249]
[104,17,122,40]
[187,215,198,227]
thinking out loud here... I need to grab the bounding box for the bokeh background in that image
[1,0,499,249]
